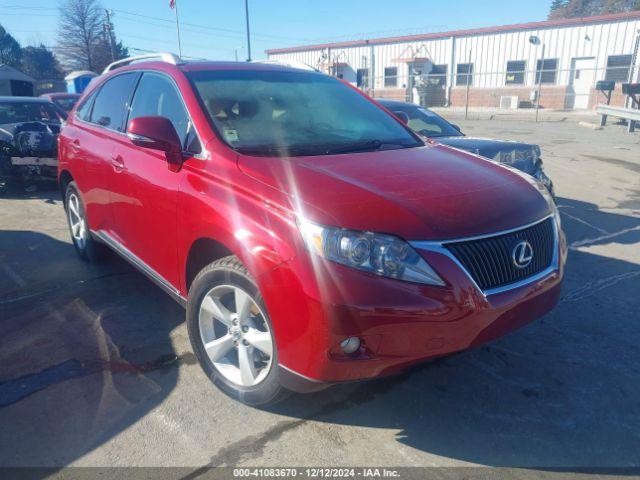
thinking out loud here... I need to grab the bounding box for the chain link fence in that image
[345,63,640,119]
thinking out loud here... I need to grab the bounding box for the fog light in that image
[340,337,361,354]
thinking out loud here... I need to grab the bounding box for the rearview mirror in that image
[393,111,409,125]
[127,116,183,172]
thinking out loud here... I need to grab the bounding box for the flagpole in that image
[173,0,183,57]
[244,0,251,61]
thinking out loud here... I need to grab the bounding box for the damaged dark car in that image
[377,99,555,197]
[0,97,65,189]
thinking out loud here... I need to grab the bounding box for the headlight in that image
[550,199,562,230]
[297,219,445,286]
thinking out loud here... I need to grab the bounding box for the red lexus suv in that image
[58,54,567,405]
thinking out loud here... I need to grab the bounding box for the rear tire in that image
[64,181,107,262]
[187,255,288,406]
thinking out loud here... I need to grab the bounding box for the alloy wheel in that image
[198,284,274,387]
[67,192,86,250]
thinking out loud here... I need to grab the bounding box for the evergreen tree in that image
[21,45,64,80]
[0,25,22,68]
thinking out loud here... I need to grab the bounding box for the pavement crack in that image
[560,270,640,303]
[569,225,640,249]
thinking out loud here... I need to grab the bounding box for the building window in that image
[605,55,632,83]
[506,60,526,85]
[357,68,369,88]
[429,64,447,87]
[384,67,397,87]
[456,63,474,86]
[535,58,558,84]
[330,66,344,79]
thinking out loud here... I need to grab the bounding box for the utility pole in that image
[244,0,252,61]
[104,9,116,62]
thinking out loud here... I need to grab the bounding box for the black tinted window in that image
[128,72,194,149]
[90,73,138,131]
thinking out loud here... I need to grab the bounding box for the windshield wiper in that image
[326,139,420,154]
[236,140,420,157]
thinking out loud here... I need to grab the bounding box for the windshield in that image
[188,69,422,156]
[0,102,63,125]
[387,104,463,138]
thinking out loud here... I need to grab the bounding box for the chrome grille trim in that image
[410,214,559,297]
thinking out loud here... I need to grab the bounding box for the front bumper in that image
[260,222,567,391]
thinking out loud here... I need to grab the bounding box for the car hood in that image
[435,136,540,174]
[237,144,551,241]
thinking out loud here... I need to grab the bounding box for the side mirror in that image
[127,116,183,171]
[393,110,409,125]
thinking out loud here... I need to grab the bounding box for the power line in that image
[111,8,310,42]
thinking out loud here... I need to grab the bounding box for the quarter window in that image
[89,73,138,131]
[128,72,199,152]
[75,91,97,121]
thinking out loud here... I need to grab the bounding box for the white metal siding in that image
[268,17,640,90]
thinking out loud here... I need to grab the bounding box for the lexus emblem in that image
[512,240,533,268]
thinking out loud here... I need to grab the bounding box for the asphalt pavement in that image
[0,118,638,472]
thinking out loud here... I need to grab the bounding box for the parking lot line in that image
[570,225,640,249]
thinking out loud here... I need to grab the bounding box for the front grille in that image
[445,217,555,291]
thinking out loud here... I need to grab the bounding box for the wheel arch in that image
[58,169,74,202]
[182,222,298,298]
[185,237,235,292]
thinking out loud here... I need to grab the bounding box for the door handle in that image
[110,154,125,171]
[69,139,80,151]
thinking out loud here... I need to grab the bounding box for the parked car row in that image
[0,93,79,187]
[56,55,566,406]
[376,99,555,196]
[0,96,66,183]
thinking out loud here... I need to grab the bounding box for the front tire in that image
[64,181,107,262]
[187,255,287,406]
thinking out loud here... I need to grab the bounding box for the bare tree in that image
[57,0,103,71]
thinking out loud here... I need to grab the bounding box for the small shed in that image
[0,64,35,96]
[65,70,98,94]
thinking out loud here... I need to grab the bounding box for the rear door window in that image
[89,73,138,132]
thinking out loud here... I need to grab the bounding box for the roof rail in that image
[102,53,183,74]
[252,59,319,72]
